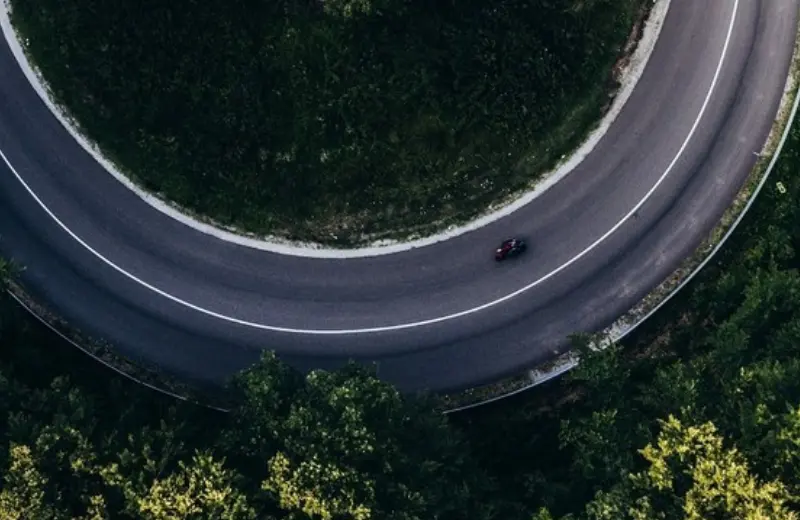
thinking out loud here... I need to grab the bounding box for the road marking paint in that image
[0,0,673,258]
[1,0,739,334]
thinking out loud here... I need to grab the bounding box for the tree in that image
[583,416,797,520]
[0,444,64,520]
[223,353,493,520]
[1,376,110,518]
[134,452,257,520]
[263,451,372,520]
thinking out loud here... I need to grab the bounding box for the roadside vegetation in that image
[5,113,800,518]
[9,0,646,245]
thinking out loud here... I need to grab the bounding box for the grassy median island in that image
[10,0,646,245]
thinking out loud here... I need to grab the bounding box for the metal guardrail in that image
[4,289,231,412]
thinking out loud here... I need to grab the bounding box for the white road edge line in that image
[0,0,739,335]
[0,0,671,258]
[444,44,800,414]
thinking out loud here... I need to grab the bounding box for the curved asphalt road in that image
[0,0,797,392]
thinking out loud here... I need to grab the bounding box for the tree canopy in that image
[0,308,494,520]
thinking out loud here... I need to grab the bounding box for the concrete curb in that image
[0,0,670,257]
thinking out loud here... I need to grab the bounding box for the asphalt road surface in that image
[0,0,797,393]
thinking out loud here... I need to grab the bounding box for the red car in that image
[495,238,527,261]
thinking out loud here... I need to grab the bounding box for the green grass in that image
[10,0,645,245]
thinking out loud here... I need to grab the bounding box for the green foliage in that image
[0,444,61,519]
[10,0,644,243]
[134,452,256,520]
[227,355,492,520]
[0,306,490,520]
[584,416,796,520]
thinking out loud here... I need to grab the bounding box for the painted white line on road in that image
[0,0,739,334]
[0,0,671,258]
[445,53,800,414]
